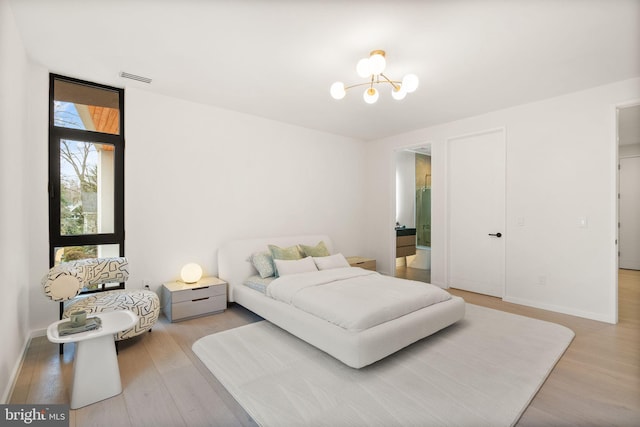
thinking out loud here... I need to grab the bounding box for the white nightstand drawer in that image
[171,295,226,320]
[171,284,225,303]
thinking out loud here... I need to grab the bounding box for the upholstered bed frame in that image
[218,234,465,369]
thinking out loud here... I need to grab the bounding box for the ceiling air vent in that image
[119,72,152,84]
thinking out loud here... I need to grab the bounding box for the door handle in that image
[488,232,502,238]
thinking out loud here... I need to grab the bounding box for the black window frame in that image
[48,74,125,294]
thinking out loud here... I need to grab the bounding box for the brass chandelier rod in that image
[343,75,401,91]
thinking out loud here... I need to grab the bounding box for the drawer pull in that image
[192,297,210,302]
[191,286,210,291]
[356,262,364,265]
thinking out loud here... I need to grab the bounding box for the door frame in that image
[445,127,507,297]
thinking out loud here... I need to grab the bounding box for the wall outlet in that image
[142,279,151,289]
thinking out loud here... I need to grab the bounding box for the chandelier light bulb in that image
[402,74,419,93]
[391,86,407,100]
[363,87,379,104]
[330,81,346,99]
[368,53,386,75]
[356,58,371,78]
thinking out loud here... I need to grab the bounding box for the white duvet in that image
[266,267,452,332]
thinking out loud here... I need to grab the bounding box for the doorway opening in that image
[617,104,640,272]
[395,144,432,283]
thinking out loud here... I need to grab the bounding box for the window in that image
[49,74,125,293]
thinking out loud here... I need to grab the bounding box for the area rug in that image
[193,304,574,427]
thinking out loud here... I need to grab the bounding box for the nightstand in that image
[346,256,377,271]
[162,276,227,322]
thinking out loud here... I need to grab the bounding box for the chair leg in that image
[59,302,65,355]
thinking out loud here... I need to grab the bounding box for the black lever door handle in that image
[488,232,502,238]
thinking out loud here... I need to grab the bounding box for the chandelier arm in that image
[343,81,375,91]
[379,73,401,90]
[343,79,402,92]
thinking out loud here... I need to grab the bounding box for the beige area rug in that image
[193,304,574,427]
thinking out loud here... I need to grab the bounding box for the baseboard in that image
[30,328,47,338]
[503,296,616,324]
[1,335,32,404]
[1,327,50,403]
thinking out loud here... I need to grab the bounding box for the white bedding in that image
[219,234,465,368]
[267,267,452,332]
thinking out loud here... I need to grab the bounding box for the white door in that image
[447,129,505,297]
[619,156,640,270]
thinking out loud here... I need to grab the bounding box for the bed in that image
[218,234,465,368]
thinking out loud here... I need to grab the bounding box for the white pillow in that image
[273,256,318,276]
[313,253,350,270]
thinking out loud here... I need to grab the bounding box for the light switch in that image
[517,217,525,226]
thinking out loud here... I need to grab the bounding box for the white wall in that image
[23,81,369,332]
[0,0,31,402]
[23,84,369,335]
[25,66,53,336]
[365,78,640,323]
[395,150,415,228]
[124,88,367,291]
[9,64,369,401]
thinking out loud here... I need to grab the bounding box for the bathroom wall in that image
[415,154,431,247]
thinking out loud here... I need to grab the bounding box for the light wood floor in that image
[10,270,640,426]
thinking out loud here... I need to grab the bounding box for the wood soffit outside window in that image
[54,79,120,135]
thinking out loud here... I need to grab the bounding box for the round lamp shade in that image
[356,58,371,78]
[368,53,386,75]
[180,263,203,284]
[330,81,346,99]
[363,87,379,104]
[402,74,419,93]
[391,86,407,100]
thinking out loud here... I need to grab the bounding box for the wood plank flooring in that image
[10,270,640,426]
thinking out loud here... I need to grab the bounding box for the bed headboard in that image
[218,234,333,301]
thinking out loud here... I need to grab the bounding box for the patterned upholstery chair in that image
[42,257,160,341]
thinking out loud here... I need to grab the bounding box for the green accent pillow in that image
[250,251,275,278]
[268,244,303,276]
[299,241,330,257]
[268,244,303,260]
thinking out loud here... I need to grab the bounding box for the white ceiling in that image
[9,0,640,141]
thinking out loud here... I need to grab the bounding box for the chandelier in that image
[330,50,419,104]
